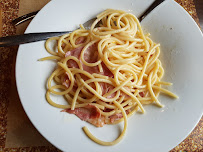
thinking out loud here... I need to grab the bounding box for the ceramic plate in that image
[16,0,203,151]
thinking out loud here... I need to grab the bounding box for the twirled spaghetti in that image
[40,9,178,146]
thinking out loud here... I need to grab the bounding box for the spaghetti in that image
[40,9,178,146]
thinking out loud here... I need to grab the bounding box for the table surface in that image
[0,0,202,151]
[194,0,203,29]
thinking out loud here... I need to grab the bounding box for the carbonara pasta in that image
[40,9,178,146]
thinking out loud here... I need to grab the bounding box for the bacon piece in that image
[61,72,70,88]
[139,92,145,97]
[87,115,106,127]
[101,62,113,77]
[120,87,131,99]
[65,105,100,120]
[62,80,70,88]
[109,113,123,123]
[75,36,86,45]
[62,105,106,127]
[61,43,66,49]
[65,42,113,77]
[109,109,131,123]
[82,43,101,74]
[65,46,83,58]
[99,83,130,99]
[83,43,98,63]
[103,108,113,112]
[99,82,116,99]
[65,46,82,68]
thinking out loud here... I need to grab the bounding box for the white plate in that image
[16,0,203,151]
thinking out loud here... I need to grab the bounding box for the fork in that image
[0,0,165,47]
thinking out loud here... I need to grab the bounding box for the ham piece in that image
[65,43,113,77]
[61,72,70,88]
[62,105,106,127]
[109,109,131,123]
[62,104,130,127]
[139,92,145,97]
[109,113,123,123]
[63,104,130,127]
[75,36,86,45]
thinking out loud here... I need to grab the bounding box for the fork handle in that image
[0,31,70,47]
[139,0,165,21]
[12,11,39,26]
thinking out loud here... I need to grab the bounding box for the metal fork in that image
[12,11,39,26]
[0,0,165,47]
